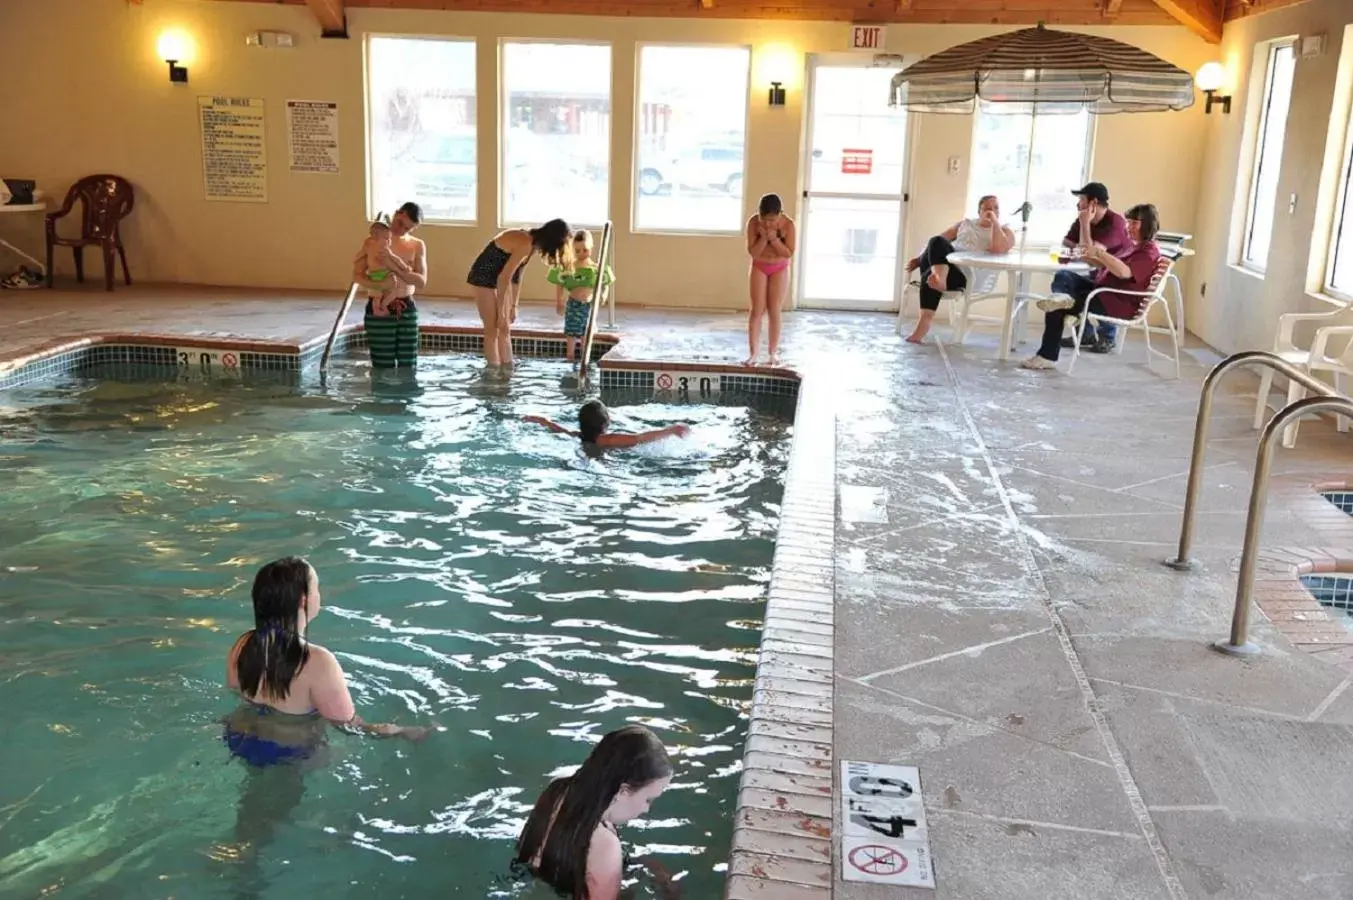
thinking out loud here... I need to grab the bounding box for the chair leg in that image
[102,242,116,292]
[117,240,132,286]
[1253,368,1275,429]
[72,247,85,283]
[1281,377,1306,448]
[1336,372,1350,432]
[45,237,54,288]
[1067,315,1087,374]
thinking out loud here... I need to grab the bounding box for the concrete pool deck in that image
[3,284,1353,899]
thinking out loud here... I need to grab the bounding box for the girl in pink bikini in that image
[745,193,796,366]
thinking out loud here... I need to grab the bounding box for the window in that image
[634,45,750,233]
[367,36,477,223]
[1326,119,1353,297]
[1242,40,1297,270]
[501,42,611,227]
[967,108,1092,244]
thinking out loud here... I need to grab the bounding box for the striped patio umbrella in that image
[888,24,1195,114]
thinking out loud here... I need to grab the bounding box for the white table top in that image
[0,203,47,214]
[948,249,1092,274]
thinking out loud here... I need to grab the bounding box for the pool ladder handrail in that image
[576,220,614,386]
[1165,350,1353,656]
[320,282,361,372]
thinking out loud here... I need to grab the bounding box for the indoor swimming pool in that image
[0,354,793,898]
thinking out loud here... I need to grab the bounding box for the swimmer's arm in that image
[498,246,532,299]
[637,857,683,900]
[585,828,625,900]
[523,415,577,437]
[597,424,690,448]
[382,240,427,290]
[309,647,427,740]
[769,218,796,258]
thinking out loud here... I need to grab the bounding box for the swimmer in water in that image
[524,399,690,449]
[223,556,433,767]
[515,724,682,900]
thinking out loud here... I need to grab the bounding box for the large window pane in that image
[1242,41,1297,270]
[968,108,1092,244]
[1326,120,1353,297]
[502,42,611,226]
[635,45,750,233]
[800,196,901,304]
[367,36,477,223]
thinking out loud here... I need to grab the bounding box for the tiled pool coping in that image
[0,324,833,899]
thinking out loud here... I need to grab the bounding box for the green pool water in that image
[0,355,791,899]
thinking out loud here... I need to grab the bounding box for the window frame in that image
[1325,105,1353,300]
[1240,38,1298,273]
[364,33,479,226]
[497,37,614,230]
[631,42,753,236]
[964,107,1096,246]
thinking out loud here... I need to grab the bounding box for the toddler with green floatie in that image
[548,229,615,361]
[359,213,405,317]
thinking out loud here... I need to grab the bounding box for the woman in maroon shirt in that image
[1021,203,1161,370]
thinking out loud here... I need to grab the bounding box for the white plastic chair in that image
[1251,303,1353,444]
[895,264,1003,342]
[1066,256,1180,377]
[1255,319,1353,448]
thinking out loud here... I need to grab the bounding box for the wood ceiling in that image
[205,0,1316,45]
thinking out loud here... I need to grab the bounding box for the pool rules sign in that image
[840,760,936,888]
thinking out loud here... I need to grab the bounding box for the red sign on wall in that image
[841,148,874,175]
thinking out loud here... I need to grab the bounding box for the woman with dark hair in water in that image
[223,556,430,766]
[467,219,575,369]
[515,724,681,899]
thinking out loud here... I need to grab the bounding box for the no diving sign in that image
[840,759,936,888]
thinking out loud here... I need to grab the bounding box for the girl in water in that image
[549,229,615,362]
[467,219,575,369]
[745,193,796,367]
[524,399,689,449]
[223,556,431,767]
[515,724,681,900]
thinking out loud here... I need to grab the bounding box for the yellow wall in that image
[0,0,1214,310]
[1190,0,1353,354]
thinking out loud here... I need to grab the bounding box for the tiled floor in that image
[4,283,1353,899]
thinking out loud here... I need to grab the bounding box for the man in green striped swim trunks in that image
[352,201,426,369]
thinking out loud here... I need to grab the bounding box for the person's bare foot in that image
[742,355,758,366]
[905,333,926,344]
[768,353,782,366]
[926,266,948,293]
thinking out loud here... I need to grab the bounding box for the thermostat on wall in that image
[1301,33,1326,58]
[246,30,296,48]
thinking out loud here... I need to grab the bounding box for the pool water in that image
[0,355,791,899]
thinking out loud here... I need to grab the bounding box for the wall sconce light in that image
[1196,62,1229,114]
[768,81,786,107]
[157,32,190,84]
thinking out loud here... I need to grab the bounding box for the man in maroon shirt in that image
[1022,203,1162,370]
[1052,183,1131,350]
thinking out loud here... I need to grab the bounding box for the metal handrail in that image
[576,220,613,386]
[320,282,361,372]
[1215,395,1353,656]
[1161,350,1353,656]
[1165,351,1345,571]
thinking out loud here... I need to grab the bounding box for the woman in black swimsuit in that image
[466,219,573,368]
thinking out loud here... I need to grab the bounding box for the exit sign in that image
[851,25,885,51]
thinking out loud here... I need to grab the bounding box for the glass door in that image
[797,58,911,311]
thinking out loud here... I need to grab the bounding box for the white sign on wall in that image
[653,371,722,398]
[286,100,340,174]
[851,25,886,51]
[199,96,268,203]
[840,759,936,889]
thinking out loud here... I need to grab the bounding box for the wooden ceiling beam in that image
[1103,0,1124,18]
[304,0,348,37]
[1149,0,1222,43]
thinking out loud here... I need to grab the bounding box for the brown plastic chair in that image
[45,175,134,291]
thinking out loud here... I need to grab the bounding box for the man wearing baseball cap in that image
[1052,182,1131,352]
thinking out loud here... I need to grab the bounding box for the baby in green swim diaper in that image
[360,214,403,317]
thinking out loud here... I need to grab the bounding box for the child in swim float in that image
[524,399,689,449]
[359,214,404,318]
[548,229,615,362]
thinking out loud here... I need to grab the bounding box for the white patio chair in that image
[1264,322,1353,448]
[1066,256,1179,377]
[1251,303,1353,439]
[895,264,1003,343]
